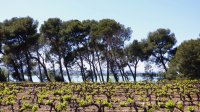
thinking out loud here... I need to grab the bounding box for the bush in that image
[54,75,64,82]
[0,68,7,82]
[168,39,200,79]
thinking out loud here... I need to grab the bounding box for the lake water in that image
[32,75,159,82]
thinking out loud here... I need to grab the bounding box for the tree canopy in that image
[0,16,199,82]
[146,28,177,72]
[168,39,200,79]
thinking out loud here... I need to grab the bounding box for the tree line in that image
[0,17,199,82]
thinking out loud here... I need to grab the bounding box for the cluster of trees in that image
[0,17,199,82]
[167,39,200,79]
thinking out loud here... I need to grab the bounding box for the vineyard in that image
[0,80,200,112]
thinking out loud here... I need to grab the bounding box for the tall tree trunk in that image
[159,49,168,72]
[161,60,167,72]
[92,63,97,82]
[127,63,135,83]
[38,64,43,82]
[134,65,137,83]
[110,65,119,82]
[13,64,21,81]
[7,70,10,82]
[80,56,86,81]
[25,52,32,82]
[95,66,102,82]
[43,64,50,82]
[77,44,86,81]
[10,58,22,81]
[40,62,50,82]
[52,61,56,77]
[19,60,25,81]
[121,67,128,81]
[113,55,125,82]
[134,60,139,83]
[37,51,43,82]
[106,59,110,82]
[119,69,125,81]
[89,61,94,82]
[113,58,123,82]
[58,55,64,82]
[106,48,110,82]
[96,50,104,83]
[91,52,97,82]
[79,52,86,81]
[30,56,51,81]
[64,63,71,82]
[112,50,125,82]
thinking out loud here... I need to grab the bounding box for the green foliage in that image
[55,102,67,111]
[187,106,195,112]
[169,38,200,79]
[147,28,177,71]
[119,101,128,107]
[0,17,39,82]
[177,101,184,110]
[0,80,199,111]
[79,99,87,106]
[32,104,39,112]
[1,16,200,85]
[62,95,72,101]
[126,40,150,62]
[45,100,53,105]
[127,98,134,103]
[165,100,176,111]
[20,102,33,112]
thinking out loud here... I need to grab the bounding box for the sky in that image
[0,0,200,74]
[0,0,200,45]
